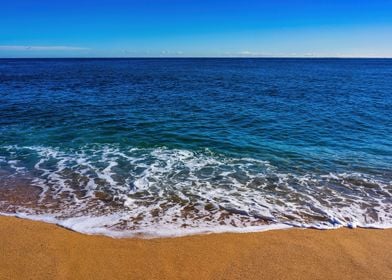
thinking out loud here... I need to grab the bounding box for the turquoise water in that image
[0,58,391,237]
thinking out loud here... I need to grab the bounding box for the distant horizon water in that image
[2,56,392,59]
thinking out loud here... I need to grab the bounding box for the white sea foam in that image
[0,145,391,238]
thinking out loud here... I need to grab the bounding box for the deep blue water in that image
[0,58,391,237]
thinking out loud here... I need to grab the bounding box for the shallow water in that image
[0,58,391,237]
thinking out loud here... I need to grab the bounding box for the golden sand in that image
[0,216,391,280]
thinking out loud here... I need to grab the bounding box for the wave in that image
[0,145,391,238]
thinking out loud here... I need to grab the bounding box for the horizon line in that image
[1,56,392,59]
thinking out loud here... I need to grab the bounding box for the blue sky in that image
[1,0,392,57]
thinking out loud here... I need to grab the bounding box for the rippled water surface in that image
[0,58,391,237]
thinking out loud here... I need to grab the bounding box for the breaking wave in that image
[0,145,391,238]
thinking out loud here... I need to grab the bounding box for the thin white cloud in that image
[238,51,253,55]
[237,51,271,57]
[0,45,90,51]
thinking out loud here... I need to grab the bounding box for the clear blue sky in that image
[1,0,392,57]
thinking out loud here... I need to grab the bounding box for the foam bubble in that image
[0,145,391,238]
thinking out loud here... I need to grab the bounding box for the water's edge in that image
[2,212,391,239]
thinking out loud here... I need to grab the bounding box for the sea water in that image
[0,58,391,237]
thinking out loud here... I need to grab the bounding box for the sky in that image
[0,0,392,58]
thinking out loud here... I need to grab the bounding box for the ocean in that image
[0,58,391,237]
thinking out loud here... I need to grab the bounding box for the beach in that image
[1,216,391,280]
[2,1,392,279]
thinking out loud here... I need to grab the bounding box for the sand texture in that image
[0,216,391,280]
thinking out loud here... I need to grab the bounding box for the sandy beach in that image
[0,216,391,280]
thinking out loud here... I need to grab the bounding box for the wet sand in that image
[0,216,391,280]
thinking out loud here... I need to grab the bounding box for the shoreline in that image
[3,211,391,239]
[1,216,391,279]
[0,211,295,239]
